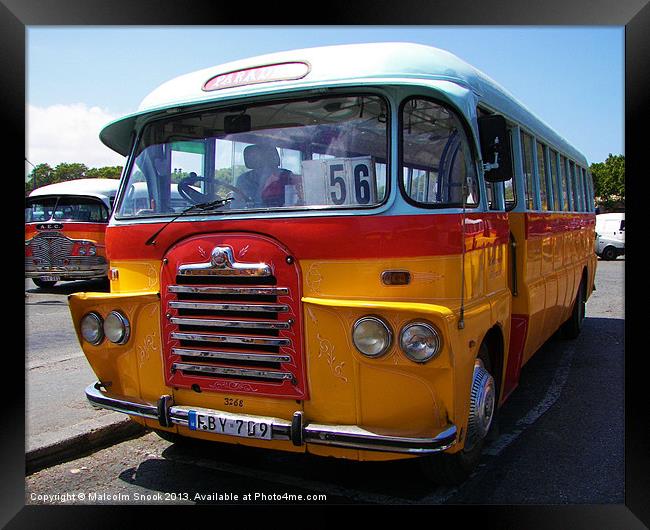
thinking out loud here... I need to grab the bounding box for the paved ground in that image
[24,258,625,506]
[25,278,132,454]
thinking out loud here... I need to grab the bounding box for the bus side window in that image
[520,131,536,210]
[549,148,560,211]
[504,128,516,210]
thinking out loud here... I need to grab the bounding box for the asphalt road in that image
[25,258,625,505]
[24,277,122,452]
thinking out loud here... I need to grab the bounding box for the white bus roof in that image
[100,42,588,165]
[28,178,120,201]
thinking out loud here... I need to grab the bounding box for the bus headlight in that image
[104,311,130,344]
[352,316,392,358]
[80,312,104,345]
[399,322,441,363]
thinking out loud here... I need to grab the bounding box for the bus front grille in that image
[28,233,74,267]
[161,235,306,399]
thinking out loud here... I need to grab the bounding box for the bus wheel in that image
[561,278,586,339]
[601,246,617,261]
[33,278,57,288]
[419,344,496,485]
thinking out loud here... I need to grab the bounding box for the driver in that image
[234,144,292,208]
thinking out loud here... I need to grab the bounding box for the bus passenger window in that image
[549,148,560,211]
[536,141,549,211]
[401,98,478,207]
[520,132,535,210]
[569,162,580,211]
[560,155,570,211]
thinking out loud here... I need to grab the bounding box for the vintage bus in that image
[68,43,596,483]
[25,178,120,288]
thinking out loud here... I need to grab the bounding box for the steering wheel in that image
[177,175,249,205]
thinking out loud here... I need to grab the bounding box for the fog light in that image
[80,312,104,345]
[399,322,441,363]
[104,311,130,344]
[352,316,392,358]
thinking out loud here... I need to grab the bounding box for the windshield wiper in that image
[144,197,233,246]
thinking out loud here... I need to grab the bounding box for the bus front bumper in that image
[25,264,107,280]
[86,382,458,455]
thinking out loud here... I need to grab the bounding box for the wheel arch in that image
[479,324,505,405]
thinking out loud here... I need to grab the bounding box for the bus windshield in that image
[25,196,110,223]
[116,94,389,218]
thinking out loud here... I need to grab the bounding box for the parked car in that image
[595,212,624,260]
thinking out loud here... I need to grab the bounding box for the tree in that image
[52,162,88,183]
[86,166,122,179]
[26,163,123,196]
[25,163,53,194]
[590,154,624,211]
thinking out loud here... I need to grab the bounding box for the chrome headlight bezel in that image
[399,321,442,363]
[352,316,393,358]
[80,312,104,345]
[104,310,131,345]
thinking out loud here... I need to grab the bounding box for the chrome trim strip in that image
[303,424,458,454]
[172,348,292,363]
[85,382,458,454]
[85,382,159,420]
[169,301,288,313]
[169,285,289,296]
[171,317,290,330]
[177,246,271,277]
[172,363,295,381]
[171,332,290,347]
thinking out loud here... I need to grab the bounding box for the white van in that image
[595,212,625,260]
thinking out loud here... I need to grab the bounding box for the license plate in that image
[39,275,60,281]
[188,410,273,440]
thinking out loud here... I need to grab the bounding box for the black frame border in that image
[7,1,647,527]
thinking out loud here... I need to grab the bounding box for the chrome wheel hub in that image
[466,359,495,451]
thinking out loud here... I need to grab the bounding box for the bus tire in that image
[561,278,586,339]
[419,344,496,485]
[33,278,57,288]
[600,246,617,261]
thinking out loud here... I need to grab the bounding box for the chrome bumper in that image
[25,265,107,279]
[85,382,457,455]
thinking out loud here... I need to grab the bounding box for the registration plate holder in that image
[188,410,273,440]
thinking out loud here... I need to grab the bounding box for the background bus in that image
[25,178,119,288]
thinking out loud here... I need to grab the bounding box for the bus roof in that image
[28,178,120,201]
[100,42,588,165]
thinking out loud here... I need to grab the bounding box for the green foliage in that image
[590,154,624,210]
[86,166,122,179]
[26,163,123,196]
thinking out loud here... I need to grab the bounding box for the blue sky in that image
[27,26,623,168]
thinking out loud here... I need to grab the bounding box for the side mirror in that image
[477,114,513,183]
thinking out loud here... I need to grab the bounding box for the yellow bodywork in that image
[70,245,512,461]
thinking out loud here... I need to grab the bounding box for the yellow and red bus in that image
[68,43,596,483]
[25,178,119,288]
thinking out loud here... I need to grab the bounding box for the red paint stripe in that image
[502,314,529,402]
[106,213,510,261]
[525,212,595,238]
[25,222,108,237]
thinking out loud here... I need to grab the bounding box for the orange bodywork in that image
[69,210,595,461]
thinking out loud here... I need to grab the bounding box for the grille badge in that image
[178,246,272,277]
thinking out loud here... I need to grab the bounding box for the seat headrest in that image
[243,145,280,170]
